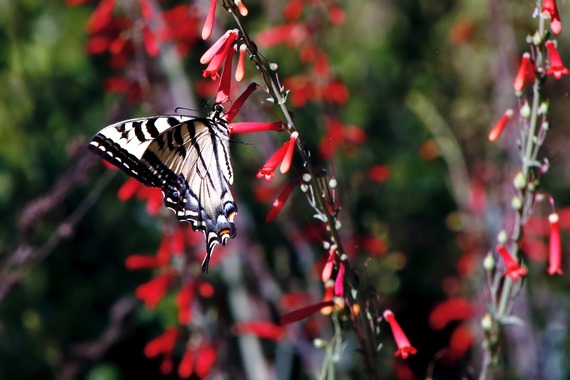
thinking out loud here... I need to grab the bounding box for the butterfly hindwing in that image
[89,109,237,272]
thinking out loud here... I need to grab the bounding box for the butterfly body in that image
[89,106,237,272]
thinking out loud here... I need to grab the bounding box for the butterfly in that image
[89,104,237,272]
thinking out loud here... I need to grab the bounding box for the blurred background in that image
[1,0,570,378]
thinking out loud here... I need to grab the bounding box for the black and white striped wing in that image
[89,115,237,272]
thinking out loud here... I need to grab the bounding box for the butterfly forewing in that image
[89,110,237,272]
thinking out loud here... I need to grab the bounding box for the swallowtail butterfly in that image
[89,104,237,272]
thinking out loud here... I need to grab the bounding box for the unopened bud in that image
[481,313,493,332]
[513,172,527,189]
[483,252,495,271]
[497,230,508,244]
[520,101,531,118]
[511,196,523,210]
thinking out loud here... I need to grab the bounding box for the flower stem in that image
[223,1,382,377]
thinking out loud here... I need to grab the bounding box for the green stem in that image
[481,5,549,378]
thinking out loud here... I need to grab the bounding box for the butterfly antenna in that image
[174,106,198,115]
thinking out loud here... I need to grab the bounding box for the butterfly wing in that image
[89,115,237,272]
[89,116,188,186]
[143,118,237,271]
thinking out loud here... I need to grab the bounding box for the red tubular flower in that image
[202,0,217,40]
[144,327,179,358]
[266,181,297,222]
[201,30,238,80]
[117,178,163,215]
[328,4,346,25]
[201,30,234,64]
[176,283,195,324]
[546,40,569,79]
[488,109,514,141]
[195,346,217,378]
[447,324,473,361]
[548,213,563,275]
[542,0,562,35]
[257,24,306,48]
[280,132,298,174]
[284,0,304,21]
[429,298,474,330]
[235,44,247,81]
[178,345,217,378]
[361,235,388,256]
[368,165,391,183]
[157,6,200,57]
[125,254,161,270]
[138,0,153,19]
[135,272,176,308]
[321,247,336,282]
[256,132,298,181]
[86,0,115,33]
[161,356,173,375]
[117,177,140,200]
[383,310,417,359]
[324,80,349,104]
[225,82,259,122]
[234,0,248,16]
[284,75,316,107]
[319,118,366,159]
[142,26,159,56]
[178,348,195,378]
[154,228,186,266]
[334,262,345,297]
[497,245,527,281]
[232,321,285,340]
[230,122,285,134]
[513,53,536,92]
[257,147,287,181]
[280,300,334,324]
[215,44,235,103]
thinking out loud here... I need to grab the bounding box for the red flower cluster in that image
[428,298,474,363]
[178,344,217,378]
[320,246,348,315]
[69,0,201,99]
[144,327,179,374]
[127,226,217,376]
[117,178,163,216]
[319,117,366,160]
[256,0,349,108]
[145,328,217,378]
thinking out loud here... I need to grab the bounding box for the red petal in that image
[280,301,334,325]
[233,321,285,340]
[125,254,160,270]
